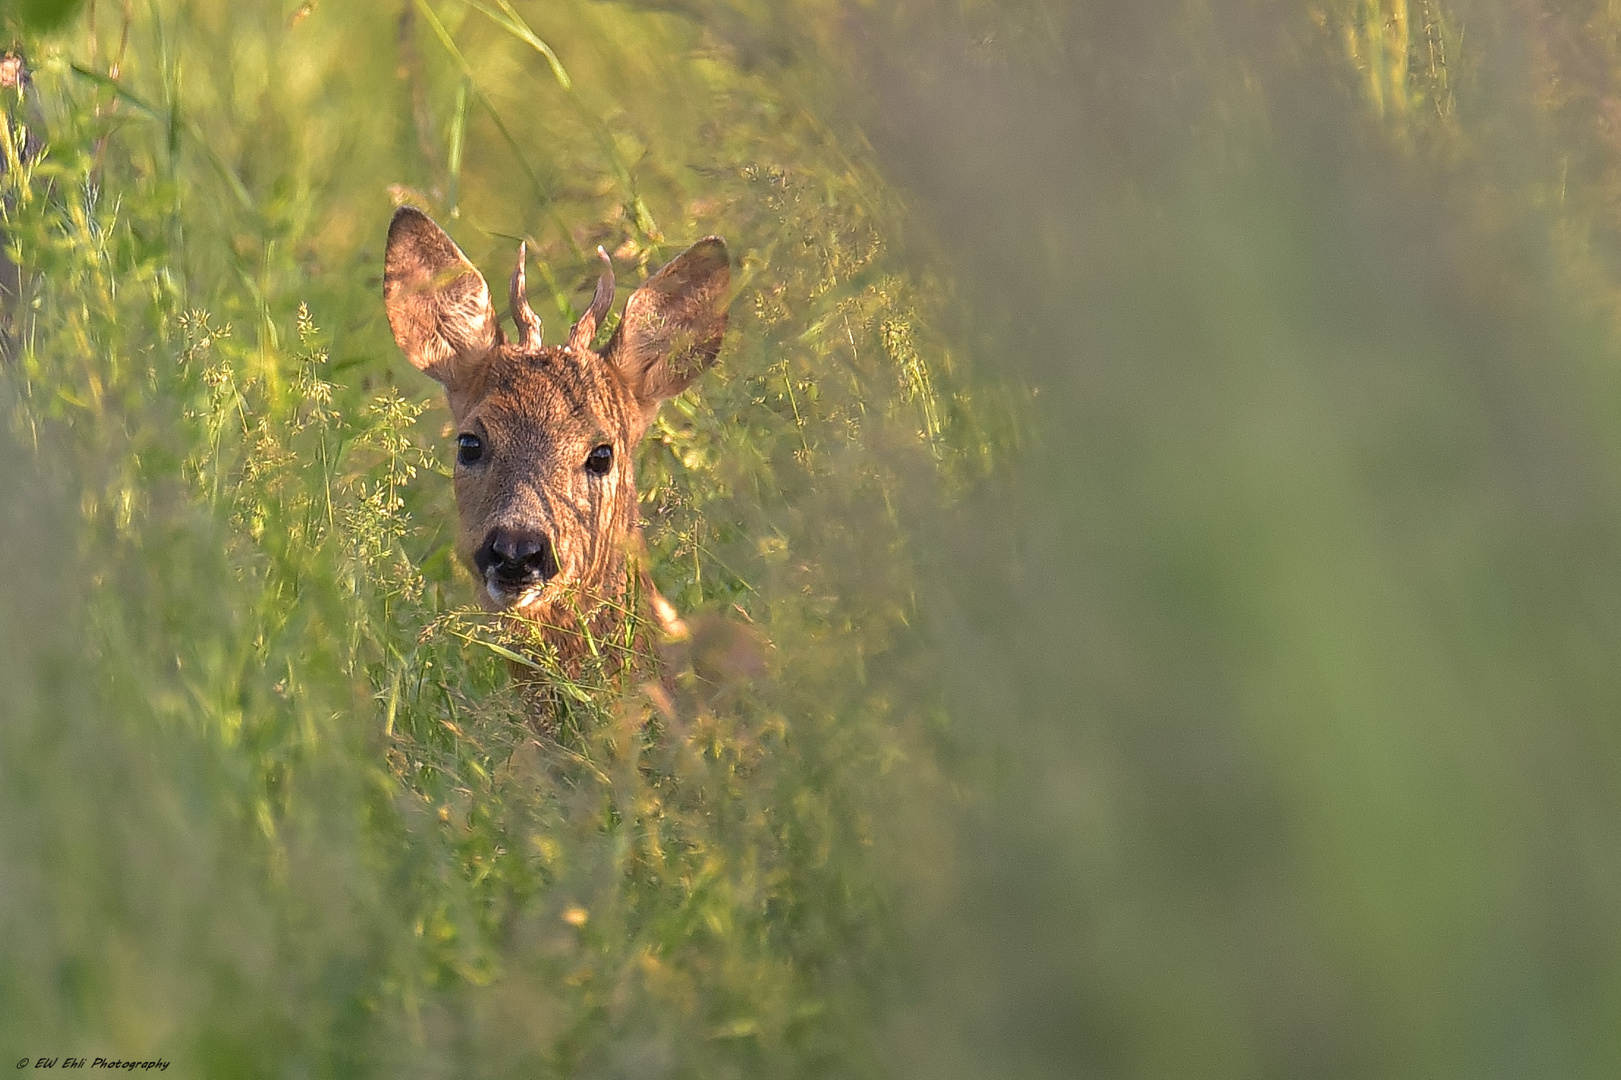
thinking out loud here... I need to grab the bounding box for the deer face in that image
[383,207,728,622]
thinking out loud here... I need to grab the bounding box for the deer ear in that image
[384,207,500,388]
[604,236,729,438]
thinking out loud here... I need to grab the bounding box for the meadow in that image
[1,1,1621,1078]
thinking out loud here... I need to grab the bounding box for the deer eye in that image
[585,443,613,475]
[456,433,484,466]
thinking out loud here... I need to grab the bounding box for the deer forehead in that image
[461,346,632,446]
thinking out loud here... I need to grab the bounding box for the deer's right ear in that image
[384,207,499,389]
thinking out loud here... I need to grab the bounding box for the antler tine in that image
[567,246,616,352]
[510,241,543,348]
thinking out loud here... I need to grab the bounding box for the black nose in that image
[475,527,557,583]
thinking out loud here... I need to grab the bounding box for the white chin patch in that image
[486,580,546,610]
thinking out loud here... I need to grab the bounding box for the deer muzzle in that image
[475,525,559,608]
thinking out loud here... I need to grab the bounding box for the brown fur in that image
[384,207,728,668]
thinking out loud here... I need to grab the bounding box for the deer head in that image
[383,207,729,643]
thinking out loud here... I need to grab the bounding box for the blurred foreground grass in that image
[3,1,1621,1078]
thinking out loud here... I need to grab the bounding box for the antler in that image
[510,241,543,348]
[567,246,615,352]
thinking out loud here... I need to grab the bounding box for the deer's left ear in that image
[605,236,730,441]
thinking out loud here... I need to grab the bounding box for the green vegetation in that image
[0,2,986,1075]
[3,1,1621,1077]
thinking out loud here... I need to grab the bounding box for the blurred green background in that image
[1,1,1619,1077]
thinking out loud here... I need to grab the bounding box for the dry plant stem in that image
[88,1,134,181]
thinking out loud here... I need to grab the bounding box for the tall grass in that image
[7,1,1621,1077]
[0,2,994,1075]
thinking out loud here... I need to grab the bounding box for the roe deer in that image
[383,207,729,667]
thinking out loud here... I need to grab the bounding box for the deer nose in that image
[475,526,558,583]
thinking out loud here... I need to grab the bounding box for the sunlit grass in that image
[0,1,988,1074]
[6,0,1621,1077]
